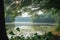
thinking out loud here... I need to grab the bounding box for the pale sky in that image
[38,10,43,15]
[21,12,31,17]
[21,11,43,17]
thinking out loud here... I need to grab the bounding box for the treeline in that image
[31,12,60,23]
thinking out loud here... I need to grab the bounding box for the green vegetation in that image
[16,27,20,32]
[9,31,60,40]
[9,31,15,35]
[55,17,60,33]
[4,0,60,40]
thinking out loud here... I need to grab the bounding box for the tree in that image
[4,0,60,37]
[0,0,9,40]
[4,0,60,21]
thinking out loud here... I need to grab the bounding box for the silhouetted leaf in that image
[16,27,20,31]
[9,31,15,35]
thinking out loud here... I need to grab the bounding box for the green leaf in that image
[9,31,15,35]
[16,27,20,31]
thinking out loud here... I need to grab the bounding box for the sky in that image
[20,11,43,17]
[21,12,31,17]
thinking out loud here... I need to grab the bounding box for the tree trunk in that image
[0,0,9,40]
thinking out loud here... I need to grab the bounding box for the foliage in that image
[4,0,60,17]
[9,31,15,35]
[7,26,60,40]
[31,12,56,23]
[4,0,60,23]
[55,17,60,32]
[9,31,60,40]
[4,0,60,39]
[16,27,20,31]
